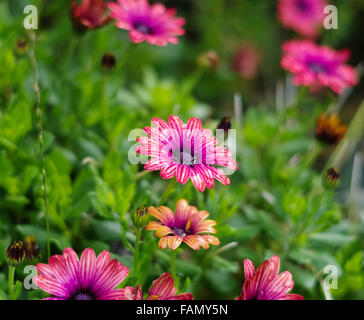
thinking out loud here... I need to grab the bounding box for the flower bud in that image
[315,113,347,145]
[6,241,26,267]
[101,53,117,71]
[322,167,340,189]
[217,116,232,134]
[132,205,150,228]
[14,38,29,57]
[197,50,220,70]
[24,235,41,262]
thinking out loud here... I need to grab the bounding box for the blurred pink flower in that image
[123,273,194,300]
[277,0,326,38]
[108,0,185,46]
[231,44,260,79]
[281,40,358,94]
[237,255,304,300]
[70,0,112,30]
[136,116,237,192]
[34,248,129,300]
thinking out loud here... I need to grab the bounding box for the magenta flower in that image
[123,273,194,300]
[34,248,129,300]
[136,116,238,192]
[281,40,358,94]
[108,0,185,46]
[277,0,326,38]
[237,255,303,300]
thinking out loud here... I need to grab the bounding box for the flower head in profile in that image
[108,0,185,46]
[123,273,193,300]
[281,40,358,94]
[70,0,112,31]
[34,248,129,300]
[277,0,326,38]
[315,113,347,145]
[231,44,260,80]
[237,255,303,300]
[146,199,220,251]
[136,115,237,192]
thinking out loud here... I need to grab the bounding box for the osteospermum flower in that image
[136,115,237,192]
[315,113,347,145]
[281,40,358,94]
[277,0,326,38]
[123,273,194,300]
[231,44,260,80]
[34,248,129,300]
[70,0,111,30]
[145,199,220,251]
[237,255,303,300]
[108,0,185,46]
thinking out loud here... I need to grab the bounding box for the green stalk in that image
[8,266,15,300]
[134,228,142,284]
[327,100,364,170]
[157,179,177,206]
[170,250,179,290]
[28,31,51,260]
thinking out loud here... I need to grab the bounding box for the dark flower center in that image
[172,150,195,166]
[296,0,309,12]
[73,292,94,300]
[309,62,327,74]
[173,227,187,237]
[134,22,152,35]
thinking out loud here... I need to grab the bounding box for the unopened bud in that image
[132,205,150,228]
[6,241,26,267]
[322,168,340,189]
[197,50,220,70]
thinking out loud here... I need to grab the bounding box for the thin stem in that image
[134,228,142,284]
[28,31,51,260]
[121,223,135,254]
[157,179,177,206]
[8,266,15,300]
[117,42,139,71]
[134,170,149,180]
[170,250,179,290]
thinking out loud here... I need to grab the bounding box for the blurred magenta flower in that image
[108,0,185,46]
[136,116,237,192]
[231,44,260,80]
[70,0,111,30]
[277,0,326,38]
[237,255,304,300]
[281,40,358,94]
[123,273,194,300]
[34,248,129,300]
[146,199,220,250]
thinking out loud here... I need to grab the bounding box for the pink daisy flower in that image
[123,273,194,300]
[281,40,358,94]
[145,199,220,251]
[108,0,185,46]
[237,255,304,300]
[34,248,129,300]
[136,116,238,192]
[277,0,326,38]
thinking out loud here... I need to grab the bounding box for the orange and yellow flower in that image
[145,199,220,251]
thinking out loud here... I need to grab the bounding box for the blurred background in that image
[0,0,364,300]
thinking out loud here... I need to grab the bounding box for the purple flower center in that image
[171,150,195,166]
[309,62,328,74]
[134,22,153,35]
[296,0,309,12]
[73,292,94,300]
[173,227,193,237]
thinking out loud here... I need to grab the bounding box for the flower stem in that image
[28,31,51,260]
[8,266,15,300]
[134,227,142,284]
[170,250,179,290]
[157,179,177,206]
[134,170,149,180]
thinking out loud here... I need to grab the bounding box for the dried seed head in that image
[322,167,340,189]
[133,205,150,228]
[6,241,26,267]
